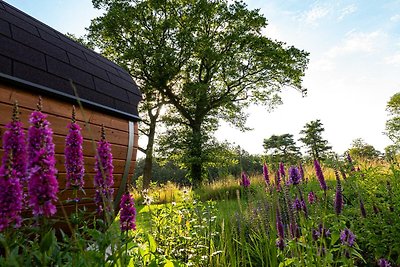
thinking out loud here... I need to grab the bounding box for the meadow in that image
[0,101,399,266]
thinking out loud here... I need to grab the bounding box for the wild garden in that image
[1,0,400,266]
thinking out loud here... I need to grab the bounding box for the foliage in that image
[89,0,309,187]
[299,119,332,161]
[385,92,400,156]
[263,134,301,166]
[348,138,381,161]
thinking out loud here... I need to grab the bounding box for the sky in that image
[5,0,400,155]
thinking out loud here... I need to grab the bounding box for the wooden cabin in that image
[0,1,141,217]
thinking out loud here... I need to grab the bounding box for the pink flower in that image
[27,102,59,217]
[65,107,85,190]
[119,192,136,231]
[0,102,25,231]
[94,126,114,213]
[240,172,250,188]
[314,160,327,191]
[263,163,270,185]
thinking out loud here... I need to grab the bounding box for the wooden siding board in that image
[0,85,130,131]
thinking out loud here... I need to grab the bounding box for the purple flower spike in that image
[28,99,59,217]
[313,160,327,191]
[94,126,114,213]
[293,198,302,211]
[340,228,356,247]
[240,172,250,188]
[276,238,285,250]
[262,163,270,186]
[289,166,301,185]
[2,102,27,183]
[275,171,282,191]
[65,106,85,190]
[360,199,366,218]
[119,192,136,232]
[299,163,305,181]
[334,170,343,215]
[279,162,285,178]
[276,211,284,239]
[378,258,391,267]
[308,191,316,204]
[347,153,356,172]
[0,102,25,231]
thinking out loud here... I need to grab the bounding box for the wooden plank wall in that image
[0,84,139,217]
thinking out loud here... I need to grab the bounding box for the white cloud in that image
[385,52,400,65]
[337,4,357,21]
[327,30,386,58]
[300,5,331,25]
[390,14,400,22]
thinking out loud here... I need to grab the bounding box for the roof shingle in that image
[0,0,141,120]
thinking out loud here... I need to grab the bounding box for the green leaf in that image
[40,230,55,253]
[164,260,174,267]
[147,234,157,253]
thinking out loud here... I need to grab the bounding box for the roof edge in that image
[0,72,141,122]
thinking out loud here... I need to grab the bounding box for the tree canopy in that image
[89,0,309,186]
[385,92,400,146]
[263,134,301,166]
[348,138,381,161]
[299,119,331,161]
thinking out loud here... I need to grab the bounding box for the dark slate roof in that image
[0,0,141,120]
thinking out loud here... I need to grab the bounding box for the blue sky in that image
[5,0,400,155]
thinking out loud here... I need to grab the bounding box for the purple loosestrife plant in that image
[119,192,136,231]
[314,159,327,191]
[0,166,23,231]
[308,191,317,204]
[340,228,356,247]
[334,170,343,215]
[276,210,286,250]
[279,162,286,179]
[262,163,270,186]
[378,258,392,267]
[0,102,25,231]
[289,166,301,185]
[360,199,367,218]
[275,171,282,191]
[94,126,114,214]
[2,102,27,183]
[65,106,85,190]
[240,172,250,188]
[299,163,305,182]
[28,98,59,217]
[347,153,356,172]
[293,198,302,211]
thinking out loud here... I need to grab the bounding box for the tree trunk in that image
[142,102,162,189]
[189,123,203,188]
[142,118,156,189]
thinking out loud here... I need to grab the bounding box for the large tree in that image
[348,138,381,161]
[89,0,309,187]
[263,134,301,166]
[385,92,400,145]
[88,0,191,188]
[299,119,331,161]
